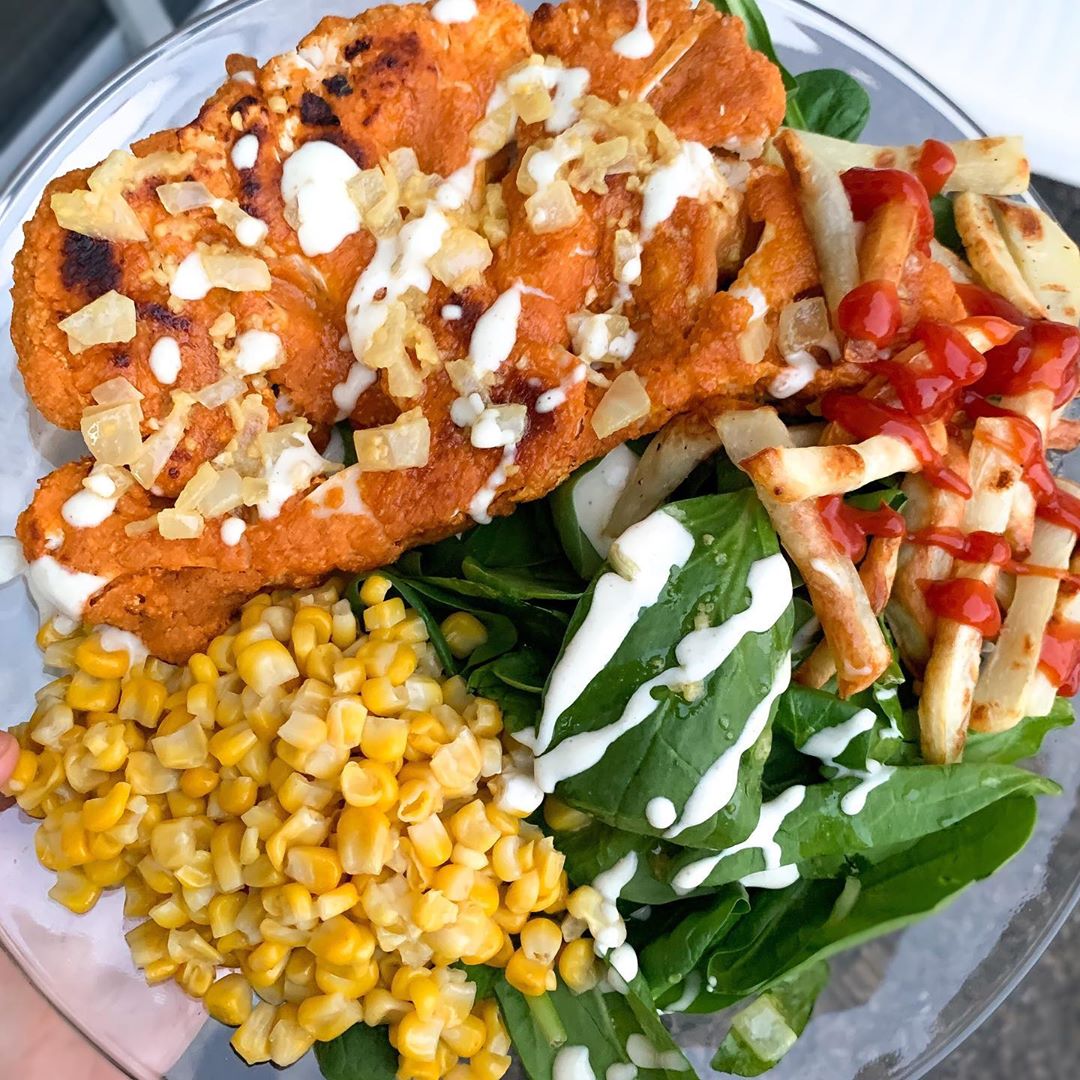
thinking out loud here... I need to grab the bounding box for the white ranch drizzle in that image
[799,708,896,816]
[553,1046,597,1080]
[431,0,478,24]
[280,140,361,257]
[663,971,701,1014]
[570,444,637,558]
[231,133,259,170]
[609,943,639,984]
[170,252,212,300]
[257,435,335,520]
[221,517,247,546]
[441,303,463,321]
[640,142,724,241]
[26,556,111,622]
[149,337,182,385]
[305,464,370,518]
[664,652,792,839]
[97,626,149,667]
[469,281,527,375]
[61,488,119,529]
[645,796,676,830]
[672,784,806,894]
[535,552,792,798]
[612,0,656,59]
[606,1066,637,1080]
[469,446,515,525]
[234,329,283,375]
[769,348,820,399]
[536,361,587,414]
[533,510,694,759]
[625,1036,689,1072]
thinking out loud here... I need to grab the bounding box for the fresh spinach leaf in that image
[788,69,871,141]
[640,886,749,1000]
[462,557,583,601]
[315,1021,398,1080]
[964,697,1075,763]
[493,970,696,1080]
[701,795,1040,1004]
[468,656,544,735]
[334,420,358,468]
[544,492,792,850]
[457,962,502,1001]
[932,193,964,254]
[711,962,828,1075]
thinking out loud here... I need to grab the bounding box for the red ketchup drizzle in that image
[818,495,906,561]
[1039,622,1080,697]
[837,281,902,346]
[821,391,970,496]
[841,167,935,252]
[910,526,1080,588]
[914,139,958,198]
[923,579,1002,637]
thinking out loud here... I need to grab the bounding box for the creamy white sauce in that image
[625,1036,688,1072]
[591,850,637,953]
[665,652,792,839]
[645,796,676,830]
[607,1066,637,1080]
[673,784,806,894]
[171,252,212,300]
[570,444,637,558]
[769,349,820,399]
[469,445,515,525]
[495,771,545,816]
[281,140,361,257]
[536,552,791,799]
[441,303,463,321]
[536,362,587,414]
[257,435,334,520]
[547,67,591,133]
[232,70,256,85]
[469,282,526,375]
[640,142,723,240]
[731,283,768,322]
[149,337,182,385]
[62,487,119,529]
[305,464,370,518]
[595,851,638,907]
[471,407,526,450]
[431,0,478,24]
[231,133,259,170]
[221,517,247,546]
[613,0,656,59]
[97,626,149,667]
[534,509,694,760]
[554,1046,596,1080]
[798,707,896,816]
[609,943,639,983]
[339,204,450,414]
[234,329,283,375]
[663,972,701,1015]
[27,556,110,622]
[233,213,268,248]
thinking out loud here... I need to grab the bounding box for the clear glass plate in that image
[0,2,1076,1078]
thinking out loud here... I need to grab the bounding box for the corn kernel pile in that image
[1,576,606,1075]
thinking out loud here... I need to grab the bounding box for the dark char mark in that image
[322,74,353,97]
[300,92,340,127]
[137,302,192,333]
[61,232,119,298]
[344,37,372,61]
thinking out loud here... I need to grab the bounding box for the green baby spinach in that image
[315,1022,398,1080]
[542,491,792,851]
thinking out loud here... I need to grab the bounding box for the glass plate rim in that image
[0,2,1072,1078]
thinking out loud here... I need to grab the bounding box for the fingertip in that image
[0,730,19,786]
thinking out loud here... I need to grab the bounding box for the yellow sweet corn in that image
[205,972,254,1027]
[440,613,488,659]
[237,640,299,696]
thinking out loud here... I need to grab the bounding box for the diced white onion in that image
[58,291,137,354]
[354,408,431,471]
[590,371,651,439]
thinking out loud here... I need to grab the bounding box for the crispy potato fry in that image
[930,239,977,285]
[739,430,941,503]
[1024,553,1080,719]
[996,387,1053,553]
[971,514,1077,733]
[954,193,1045,318]
[792,131,1030,196]
[716,407,891,697]
[1048,417,1080,453]
[797,534,901,688]
[774,129,859,318]
[859,198,919,286]
[918,418,1024,763]
[884,447,969,673]
[606,412,722,536]
[991,198,1080,325]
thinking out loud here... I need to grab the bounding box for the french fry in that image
[606,413,722,537]
[859,198,919,287]
[884,447,969,673]
[1024,552,1080,719]
[1048,417,1080,453]
[991,198,1080,325]
[918,418,1024,763]
[796,534,901,688]
[930,239,977,285]
[774,129,859,318]
[739,428,942,503]
[971,512,1077,733]
[954,193,1045,318]
[792,131,1030,196]
[716,407,891,697]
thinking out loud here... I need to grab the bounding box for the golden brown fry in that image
[1025,553,1080,718]
[954,193,1045,318]
[918,418,1024,763]
[859,198,919,287]
[971,514,1077,733]
[930,239,977,285]
[716,406,890,697]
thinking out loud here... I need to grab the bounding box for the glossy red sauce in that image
[1038,621,1080,696]
[914,139,958,198]
[818,494,906,561]
[841,167,935,252]
[821,391,970,496]
[837,280,902,345]
[910,526,1080,588]
[923,578,1002,637]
